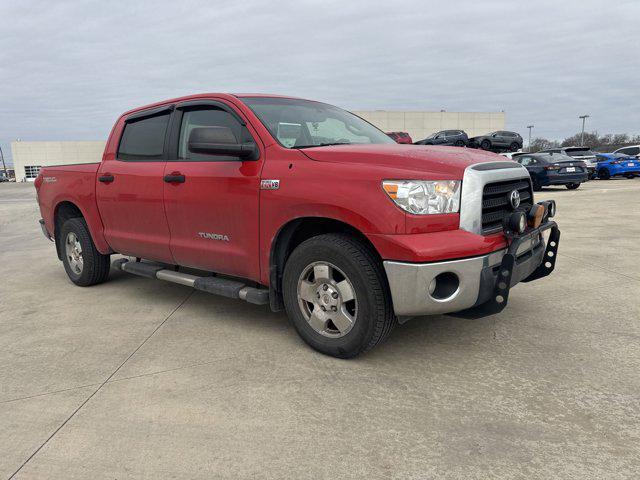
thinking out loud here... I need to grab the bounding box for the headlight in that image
[382,180,461,215]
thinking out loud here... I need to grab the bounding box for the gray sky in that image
[1,0,639,163]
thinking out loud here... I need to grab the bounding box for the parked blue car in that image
[595,153,640,179]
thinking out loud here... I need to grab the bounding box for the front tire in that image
[566,183,580,190]
[60,218,110,286]
[282,233,395,358]
[480,139,491,150]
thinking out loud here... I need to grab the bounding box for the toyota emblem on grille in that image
[509,189,521,209]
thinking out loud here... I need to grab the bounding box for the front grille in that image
[481,178,533,235]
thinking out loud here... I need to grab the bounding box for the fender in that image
[259,203,384,287]
[50,191,111,255]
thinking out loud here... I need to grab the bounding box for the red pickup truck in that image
[35,93,560,358]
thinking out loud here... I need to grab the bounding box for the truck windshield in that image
[240,97,395,149]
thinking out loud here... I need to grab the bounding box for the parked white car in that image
[499,151,523,160]
[613,145,640,156]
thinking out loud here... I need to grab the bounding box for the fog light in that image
[508,211,527,234]
[528,204,544,228]
[429,272,460,301]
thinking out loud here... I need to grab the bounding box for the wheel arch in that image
[268,217,382,312]
[53,201,85,260]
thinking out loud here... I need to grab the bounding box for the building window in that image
[24,165,42,179]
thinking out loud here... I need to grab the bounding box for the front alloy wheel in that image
[282,233,395,358]
[297,261,357,338]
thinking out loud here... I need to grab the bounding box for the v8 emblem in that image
[260,179,280,190]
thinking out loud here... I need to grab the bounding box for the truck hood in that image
[299,144,504,177]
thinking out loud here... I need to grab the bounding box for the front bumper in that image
[383,221,559,317]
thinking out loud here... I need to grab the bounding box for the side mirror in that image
[188,127,258,160]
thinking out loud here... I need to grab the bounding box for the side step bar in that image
[112,258,269,305]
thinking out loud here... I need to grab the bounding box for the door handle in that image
[164,174,186,183]
[98,174,114,183]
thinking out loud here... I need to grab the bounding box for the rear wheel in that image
[282,233,395,358]
[624,174,635,179]
[599,168,611,180]
[566,183,580,190]
[480,139,491,150]
[509,142,520,152]
[455,140,465,147]
[60,218,110,286]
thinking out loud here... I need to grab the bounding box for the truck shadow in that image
[107,266,498,362]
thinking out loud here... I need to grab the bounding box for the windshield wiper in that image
[293,142,351,149]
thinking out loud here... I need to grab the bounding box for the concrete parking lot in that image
[1,180,639,479]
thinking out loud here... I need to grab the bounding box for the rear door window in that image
[118,112,171,161]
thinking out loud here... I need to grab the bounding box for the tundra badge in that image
[198,232,230,242]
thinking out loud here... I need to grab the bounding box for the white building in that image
[11,141,106,182]
[353,111,506,142]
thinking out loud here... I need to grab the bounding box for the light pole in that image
[579,115,590,146]
[527,125,534,152]
[0,145,7,179]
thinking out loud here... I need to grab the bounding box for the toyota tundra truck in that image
[35,94,560,358]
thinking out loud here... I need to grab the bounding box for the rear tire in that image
[510,142,520,152]
[624,174,635,179]
[455,140,465,147]
[60,218,110,286]
[282,233,395,358]
[566,183,580,190]
[599,168,611,180]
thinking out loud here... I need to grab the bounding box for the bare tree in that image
[529,132,638,153]
[530,137,560,152]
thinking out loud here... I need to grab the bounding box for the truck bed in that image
[35,162,111,254]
